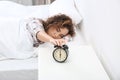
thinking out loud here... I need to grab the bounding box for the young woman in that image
[31,14,75,47]
[0,14,75,59]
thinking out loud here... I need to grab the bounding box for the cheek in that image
[48,30,52,35]
[47,28,56,36]
[49,29,55,33]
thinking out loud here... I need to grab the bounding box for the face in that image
[47,25,69,39]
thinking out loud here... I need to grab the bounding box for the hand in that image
[49,38,67,46]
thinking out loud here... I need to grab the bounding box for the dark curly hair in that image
[41,14,75,37]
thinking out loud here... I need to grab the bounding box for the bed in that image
[0,58,38,80]
[0,1,46,80]
[0,0,112,80]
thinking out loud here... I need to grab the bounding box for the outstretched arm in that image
[36,31,67,46]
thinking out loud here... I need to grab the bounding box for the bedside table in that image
[38,45,110,80]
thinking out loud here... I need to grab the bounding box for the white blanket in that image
[0,17,37,59]
[0,1,49,59]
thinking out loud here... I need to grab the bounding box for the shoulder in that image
[27,18,43,26]
[25,17,45,31]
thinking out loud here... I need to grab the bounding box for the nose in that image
[54,33,60,39]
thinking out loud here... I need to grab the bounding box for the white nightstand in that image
[38,45,110,80]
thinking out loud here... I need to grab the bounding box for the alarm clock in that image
[52,45,69,63]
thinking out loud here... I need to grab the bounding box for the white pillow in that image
[25,5,49,20]
[49,0,82,24]
[0,1,49,20]
[0,1,27,18]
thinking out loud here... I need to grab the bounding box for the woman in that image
[0,14,75,59]
[31,14,75,47]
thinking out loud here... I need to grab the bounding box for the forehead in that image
[60,28,69,35]
[50,24,69,35]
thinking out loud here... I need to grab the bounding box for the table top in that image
[38,45,110,80]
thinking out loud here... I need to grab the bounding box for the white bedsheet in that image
[0,58,37,71]
[0,58,38,80]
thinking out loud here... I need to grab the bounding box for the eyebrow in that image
[56,28,61,32]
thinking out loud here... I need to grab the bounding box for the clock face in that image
[53,48,68,63]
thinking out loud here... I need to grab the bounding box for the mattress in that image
[0,58,38,80]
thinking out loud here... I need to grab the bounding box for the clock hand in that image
[59,53,61,59]
[60,49,61,59]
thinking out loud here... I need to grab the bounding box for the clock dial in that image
[53,48,68,62]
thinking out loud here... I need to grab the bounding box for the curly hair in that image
[41,14,75,37]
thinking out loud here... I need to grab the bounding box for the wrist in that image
[49,38,54,43]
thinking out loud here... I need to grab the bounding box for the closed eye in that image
[59,34,65,38]
[56,28,61,32]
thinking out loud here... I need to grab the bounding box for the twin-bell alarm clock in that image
[52,45,69,63]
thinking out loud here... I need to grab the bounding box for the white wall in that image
[74,0,120,80]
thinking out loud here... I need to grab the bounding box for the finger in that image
[64,39,68,43]
[56,40,60,46]
[59,40,64,46]
[54,40,58,45]
[61,41,65,46]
